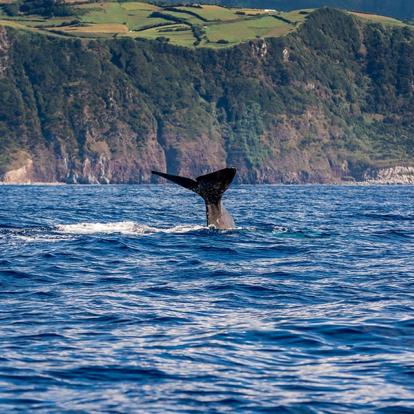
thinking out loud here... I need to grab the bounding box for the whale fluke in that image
[151,171,198,192]
[152,168,237,229]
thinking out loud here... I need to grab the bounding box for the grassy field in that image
[63,23,129,34]
[206,15,294,44]
[0,1,410,47]
[131,23,196,47]
[177,5,239,21]
[72,1,308,46]
[349,11,407,27]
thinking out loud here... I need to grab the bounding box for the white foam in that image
[55,221,206,235]
[272,225,288,233]
[14,234,71,243]
[162,224,206,234]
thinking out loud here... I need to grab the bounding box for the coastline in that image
[1,181,413,186]
[1,164,413,186]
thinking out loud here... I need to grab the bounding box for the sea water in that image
[0,185,413,413]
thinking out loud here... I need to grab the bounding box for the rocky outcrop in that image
[251,39,268,60]
[1,159,33,184]
[364,166,414,184]
[0,26,10,78]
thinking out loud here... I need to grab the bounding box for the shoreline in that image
[1,182,413,186]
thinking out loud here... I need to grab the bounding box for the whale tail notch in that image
[151,168,236,204]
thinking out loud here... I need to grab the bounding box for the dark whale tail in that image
[152,168,237,229]
[151,168,236,202]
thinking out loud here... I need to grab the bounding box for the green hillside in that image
[0,7,413,183]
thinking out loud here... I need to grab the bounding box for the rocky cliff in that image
[0,9,413,184]
[364,166,414,184]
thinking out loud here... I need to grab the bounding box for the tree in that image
[19,0,73,17]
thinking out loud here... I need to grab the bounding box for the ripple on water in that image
[0,185,413,413]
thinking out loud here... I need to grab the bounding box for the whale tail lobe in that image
[151,168,236,204]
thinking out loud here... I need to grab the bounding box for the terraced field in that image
[0,1,410,47]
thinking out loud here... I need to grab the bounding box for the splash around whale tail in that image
[151,168,236,204]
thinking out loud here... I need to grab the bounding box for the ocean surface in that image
[0,185,413,413]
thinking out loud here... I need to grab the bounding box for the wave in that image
[55,221,207,235]
[2,221,291,240]
[14,234,71,243]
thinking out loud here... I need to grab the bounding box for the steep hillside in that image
[0,8,413,183]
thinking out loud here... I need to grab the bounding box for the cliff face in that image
[0,9,413,184]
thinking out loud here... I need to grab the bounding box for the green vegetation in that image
[0,0,410,48]
[1,0,74,17]
[349,11,407,27]
[0,0,311,46]
[0,7,413,182]
[177,5,238,21]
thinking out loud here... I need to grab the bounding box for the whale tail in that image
[152,168,237,229]
[151,168,236,204]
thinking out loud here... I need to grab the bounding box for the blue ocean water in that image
[0,184,413,413]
